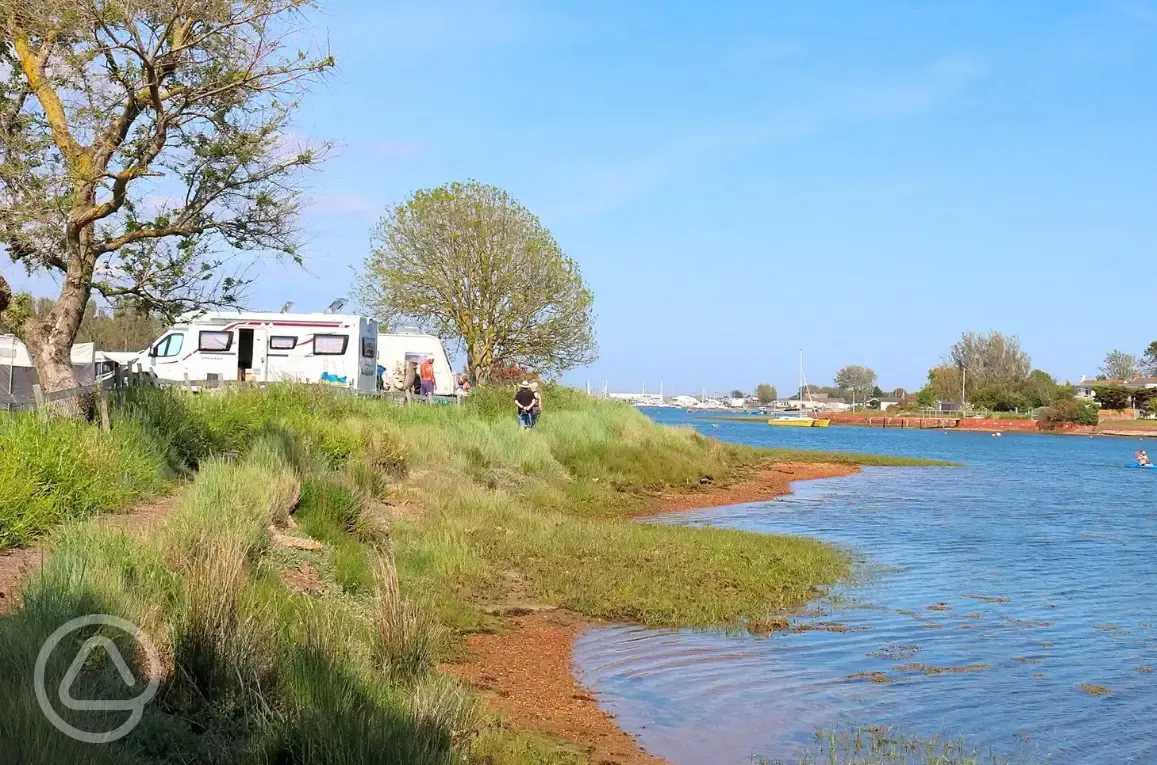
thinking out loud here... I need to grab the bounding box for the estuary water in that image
[572,411,1157,764]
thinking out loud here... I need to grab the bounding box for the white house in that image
[1075,375,1157,400]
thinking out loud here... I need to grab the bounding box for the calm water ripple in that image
[572,413,1157,764]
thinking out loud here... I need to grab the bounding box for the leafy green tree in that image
[1093,385,1132,410]
[969,382,1029,412]
[915,385,936,407]
[1100,350,1138,381]
[755,383,777,404]
[729,389,746,399]
[1022,369,1072,409]
[925,365,964,403]
[834,365,877,406]
[1132,387,1157,410]
[357,182,596,384]
[0,0,332,410]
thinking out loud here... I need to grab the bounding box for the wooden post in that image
[32,384,45,421]
[183,372,193,393]
[99,397,111,432]
[95,376,111,432]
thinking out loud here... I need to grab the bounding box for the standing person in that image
[530,381,543,426]
[515,381,536,428]
[419,356,436,401]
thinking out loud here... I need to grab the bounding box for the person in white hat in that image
[514,381,536,428]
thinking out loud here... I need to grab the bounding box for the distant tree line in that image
[911,331,1068,412]
[0,297,162,352]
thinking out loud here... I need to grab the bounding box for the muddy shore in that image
[444,462,858,764]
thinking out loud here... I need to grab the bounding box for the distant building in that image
[1075,375,1157,400]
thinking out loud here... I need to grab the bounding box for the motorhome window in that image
[361,337,376,358]
[155,334,184,357]
[269,335,297,350]
[314,334,347,355]
[198,331,233,352]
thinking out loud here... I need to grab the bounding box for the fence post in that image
[32,384,45,421]
[94,375,111,432]
[183,372,193,393]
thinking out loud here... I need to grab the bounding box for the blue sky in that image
[6,1,1157,394]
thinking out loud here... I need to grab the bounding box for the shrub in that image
[1040,399,1099,427]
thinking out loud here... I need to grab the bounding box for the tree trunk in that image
[17,253,94,417]
[467,341,494,386]
[0,274,10,315]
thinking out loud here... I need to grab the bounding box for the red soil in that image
[445,462,856,764]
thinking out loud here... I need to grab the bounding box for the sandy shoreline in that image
[444,462,858,765]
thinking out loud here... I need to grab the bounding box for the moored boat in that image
[768,352,830,428]
[768,414,830,427]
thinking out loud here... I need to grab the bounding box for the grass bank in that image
[2,384,946,763]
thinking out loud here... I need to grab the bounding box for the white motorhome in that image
[136,311,379,394]
[377,331,456,396]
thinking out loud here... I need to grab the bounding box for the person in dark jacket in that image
[514,381,536,428]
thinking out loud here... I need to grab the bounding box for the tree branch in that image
[95,222,203,254]
[10,30,91,177]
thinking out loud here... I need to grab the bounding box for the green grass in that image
[0,435,480,765]
[760,725,1041,764]
[0,413,167,548]
[760,447,957,467]
[1,384,950,764]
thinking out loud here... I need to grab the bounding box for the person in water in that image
[1138,450,1152,466]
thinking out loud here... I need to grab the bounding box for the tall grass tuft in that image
[372,554,447,682]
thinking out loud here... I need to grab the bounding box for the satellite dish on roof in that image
[280,301,294,314]
[323,298,347,315]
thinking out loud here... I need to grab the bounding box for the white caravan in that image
[377,331,456,396]
[136,311,379,394]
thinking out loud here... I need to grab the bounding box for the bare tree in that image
[834,364,877,406]
[1144,341,1157,377]
[948,330,1031,393]
[1100,349,1138,381]
[357,181,597,384]
[0,0,332,411]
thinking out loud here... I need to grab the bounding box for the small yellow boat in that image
[768,352,830,428]
[768,416,830,427]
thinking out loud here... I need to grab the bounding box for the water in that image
[572,411,1157,764]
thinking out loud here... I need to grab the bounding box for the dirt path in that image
[0,491,185,614]
[446,462,856,765]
